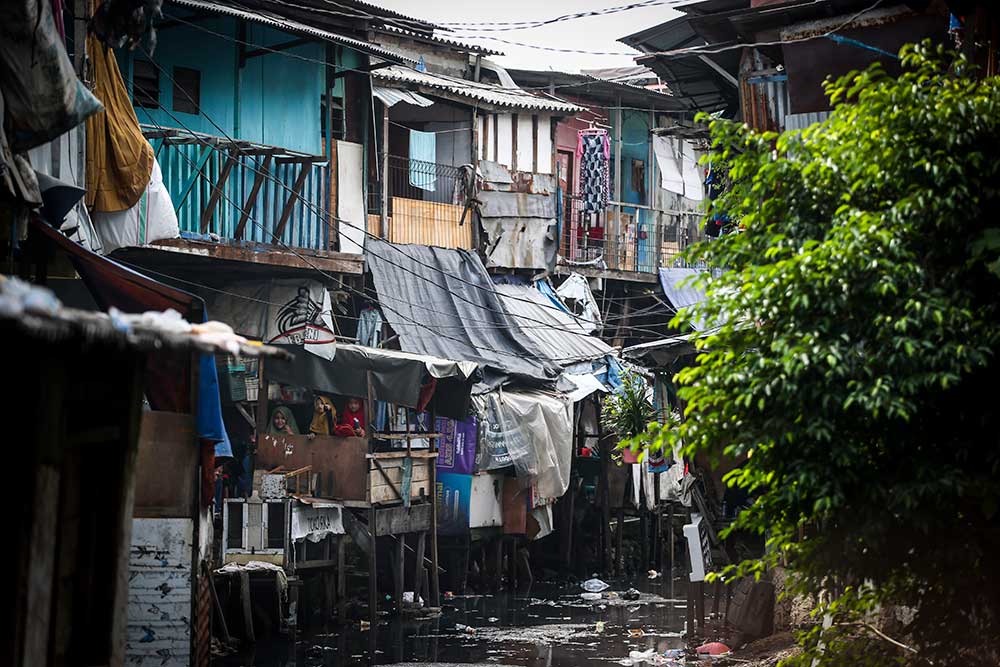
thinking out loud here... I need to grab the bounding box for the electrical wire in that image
[137,49,677,341]
[437,0,678,31]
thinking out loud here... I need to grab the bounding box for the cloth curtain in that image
[408,129,436,192]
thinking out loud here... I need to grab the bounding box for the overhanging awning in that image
[266,343,479,419]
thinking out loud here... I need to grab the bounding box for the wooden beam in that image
[145,237,364,274]
[273,164,312,241]
[531,114,539,173]
[235,152,274,240]
[200,151,237,233]
[241,37,313,63]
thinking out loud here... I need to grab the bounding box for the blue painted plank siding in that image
[119,14,344,251]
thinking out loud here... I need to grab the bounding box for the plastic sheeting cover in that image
[366,238,559,389]
[475,390,573,500]
[658,267,707,330]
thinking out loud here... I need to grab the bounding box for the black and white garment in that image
[577,130,610,213]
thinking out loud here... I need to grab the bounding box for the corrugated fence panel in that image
[126,518,193,667]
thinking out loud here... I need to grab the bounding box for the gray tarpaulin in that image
[366,239,559,389]
[473,390,573,500]
[494,283,611,365]
[267,342,478,419]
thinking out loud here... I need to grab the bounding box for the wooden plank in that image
[368,505,378,624]
[235,152,274,240]
[256,435,368,502]
[373,503,433,537]
[368,450,439,459]
[374,434,443,443]
[531,114,539,173]
[146,237,364,274]
[273,163,312,241]
[371,458,403,501]
[387,197,471,249]
[133,412,197,517]
[174,144,214,212]
[200,151,237,233]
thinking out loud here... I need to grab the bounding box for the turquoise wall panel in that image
[126,17,238,137]
[239,25,324,155]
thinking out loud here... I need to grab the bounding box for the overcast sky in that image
[373,0,683,73]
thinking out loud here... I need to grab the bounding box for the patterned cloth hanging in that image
[577,130,610,213]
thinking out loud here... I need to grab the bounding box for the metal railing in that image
[150,131,332,251]
[368,155,472,249]
[559,195,704,273]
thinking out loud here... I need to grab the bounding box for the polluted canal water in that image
[218,577,691,666]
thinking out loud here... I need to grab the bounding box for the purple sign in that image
[435,416,477,475]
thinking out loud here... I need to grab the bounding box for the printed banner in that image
[291,503,344,543]
[204,279,337,359]
[435,415,478,475]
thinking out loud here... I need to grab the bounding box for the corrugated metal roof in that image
[372,65,584,113]
[372,86,434,108]
[169,0,412,63]
[495,284,612,365]
[380,25,504,56]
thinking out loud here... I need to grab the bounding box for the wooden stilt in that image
[686,583,695,637]
[507,537,517,589]
[712,579,722,617]
[615,506,625,576]
[695,580,706,630]
[337,536,347,620]
[239,570,255,642]
[413,532,426,602]
[368,506,378,625]
[393,535,405,613]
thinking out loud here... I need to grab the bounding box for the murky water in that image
[219,576,690,667]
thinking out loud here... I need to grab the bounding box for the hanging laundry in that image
[408,129,437,192]
[85,35,154,212]
[91,157,179,253]
[653,135,684,195]
[577,129,610,213]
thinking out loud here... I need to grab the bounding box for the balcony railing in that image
[147,127,332,251]
[559,195,704,274]
[368,155,472,250]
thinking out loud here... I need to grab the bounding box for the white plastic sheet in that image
[477,390,573,499]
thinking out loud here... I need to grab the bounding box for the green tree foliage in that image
[660,44,1000,665]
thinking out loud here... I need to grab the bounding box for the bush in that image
[658,43,1000,666]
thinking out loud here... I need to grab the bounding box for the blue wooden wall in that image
[121,17,326,154]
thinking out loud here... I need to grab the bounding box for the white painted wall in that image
[536,114,553,175]
[516,114,534,172]
[496,113,513,168]
[337,140,366,254]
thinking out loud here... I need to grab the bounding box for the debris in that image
[595,621,606,633]
[359,620,370,631]
[663,648,685,659]
[581,592,603,601]
[444,591,455,600]
[624,648,659,665]
[455,623,477,635]
[623,588,641,601]
[582,578,610,593]
[628,628,645,638]
[488,617,499,623]
[648,570,661,579]
[627,605,641,613]
[695,642,731,656]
